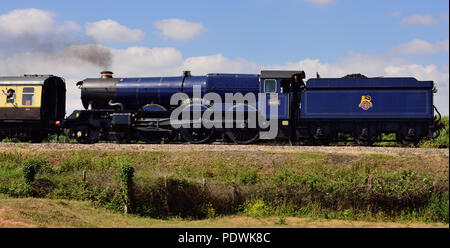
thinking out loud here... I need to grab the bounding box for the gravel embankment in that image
[0,142,448,156]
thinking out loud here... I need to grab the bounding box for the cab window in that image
[264,79,277,93]
[22,87,34,106]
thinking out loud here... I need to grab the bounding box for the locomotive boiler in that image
[65,71,264,144]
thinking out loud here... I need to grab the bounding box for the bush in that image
[58,152,93,172]
[427,192,449,223]
[1,137,21,143]
[420,116,449,148]
[22,158,48,185]
[236,167,258,185]
[243,199,271,217]
[273,168,302,186]
[119,163,135,213]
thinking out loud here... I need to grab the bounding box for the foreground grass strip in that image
[0,198,447,228]
[0,148,448,223]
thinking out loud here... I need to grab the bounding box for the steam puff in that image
[63,44,112,69]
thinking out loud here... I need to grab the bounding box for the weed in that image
[22,157,48,185]
[243,199,270,218]
[275,217,287,225]
[236,166,259,185]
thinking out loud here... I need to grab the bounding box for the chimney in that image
[183,71,191,77]
[100,71,113,79]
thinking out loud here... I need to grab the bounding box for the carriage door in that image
[1,86,18,117]
[262,79,289,121]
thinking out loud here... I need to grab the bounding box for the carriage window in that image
[22,87,34,106]
[264,79,277,93]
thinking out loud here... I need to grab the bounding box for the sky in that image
[0,0,448,115]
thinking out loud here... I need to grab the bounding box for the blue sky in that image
[0,0,448,114]
[2,0,448,64]
[0,0,449,64]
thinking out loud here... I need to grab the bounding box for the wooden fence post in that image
[163,175,170,215]
[231,181,239,208]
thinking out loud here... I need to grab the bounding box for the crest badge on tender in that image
[358,95,373,110]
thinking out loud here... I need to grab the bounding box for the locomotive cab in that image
[259,70,306,140]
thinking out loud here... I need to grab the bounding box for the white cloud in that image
[307,0,337,7]
[0,9,84,57]
[400,14,437,26]
[86,19,144,43]
[389,11,401,17]
[0,8,81,37]
[0,8,55,36]
[154,19,206,41]
[442,13,449,21]
[110,47,183,76]
[391,39,449,55]
[182,54,259,74]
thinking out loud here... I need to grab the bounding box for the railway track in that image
[0,142,447,156]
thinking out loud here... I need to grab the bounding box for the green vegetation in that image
[1,137,21,143]
[419,116,449,148]
[0,197,446,228]
[22,158,48,185]
[0,149,448,224]
[119,163,135,213]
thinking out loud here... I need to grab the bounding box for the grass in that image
[0,197,447,228]
[0,148,448,224]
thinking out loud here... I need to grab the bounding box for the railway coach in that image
[0,75,66,142]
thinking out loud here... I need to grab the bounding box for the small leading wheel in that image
[180,126,214,144]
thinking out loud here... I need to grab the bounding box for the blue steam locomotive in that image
[58,70,443,145]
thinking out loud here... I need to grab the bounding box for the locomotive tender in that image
[0,70,443,145]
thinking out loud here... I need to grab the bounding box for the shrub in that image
[58,152,93,172]
[243,199,271,217]
[0,151,24,170]
[419,116,449,148]
[273,168,302,186]
[1,137,21,143]
[119,163,135,213]
[22,158,48,185]
[427,192,449,223]
[236,166,258,185]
